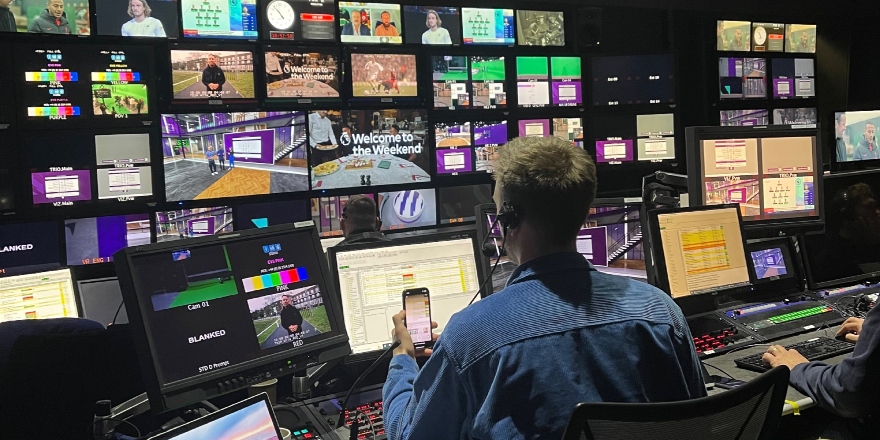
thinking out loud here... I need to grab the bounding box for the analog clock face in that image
[267,0,295,30]
[754,26,767,46]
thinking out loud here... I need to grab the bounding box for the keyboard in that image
[734,337,855,373]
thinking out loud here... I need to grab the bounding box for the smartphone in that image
[402,287,433,350]
[714,377,747,390]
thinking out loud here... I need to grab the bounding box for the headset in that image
[480,201,518,257]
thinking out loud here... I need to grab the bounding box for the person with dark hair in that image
[382,136,705,439]
[835,113,849,163]
[202,54,226,99]
[0,0,17,33]
[121,0,166,37]
[279,294,303,335]
[421,9,450,44]
[335,195,390,247]
[853,122,879,161]
[28,0,70,34]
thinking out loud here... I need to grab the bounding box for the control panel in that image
[725,298,843,340]
[686,313,757,357]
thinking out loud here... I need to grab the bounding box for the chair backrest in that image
[561,366,790,440]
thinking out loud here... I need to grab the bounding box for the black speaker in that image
[576,7,602,51]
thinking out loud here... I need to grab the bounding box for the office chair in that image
[561,366,790,440]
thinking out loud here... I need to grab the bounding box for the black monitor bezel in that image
[343,46,424,106]
[746,236,802,296]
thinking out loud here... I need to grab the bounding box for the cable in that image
[336,340,400,429]
[111,300,125,326]
[88,417,142,439]
[701,361,734,379]
[469,233,507,306]
[357,410,377,439]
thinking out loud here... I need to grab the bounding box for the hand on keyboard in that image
[762,344,810,370]
[836,317,864,343]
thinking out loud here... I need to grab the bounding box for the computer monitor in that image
[114,224,350,413]
[773,108,816,125]
[646,205,753,298]
[338,2,403,44]
[717,20,751,51]
[95,0,180,38]
[377,188,437,231]
[310,194,375,237]
[65,214,151,266]
[262,0,336,41]
[590,54,675,106]
[0,221,61,277]
[437,184,493,224]
[719,57,766,99]
[801,169,880,289]
[747,237,798,287]
[403,6,461,45]
[155,207,234,242]
[832,111,880,164]
[720,109,768,127]
[771,58,815,99]
[0,269,78,322]
[461,8,514,45]
[148,394,282,440]
[348,52,419,101]
[169,46,257,104]
[327,229,484,358]
[686,124,824,235]
[76,277,128,325]
[516,10,564,46]
[751,23,784,52]
[263,49,341,103]
[785,24,816,54]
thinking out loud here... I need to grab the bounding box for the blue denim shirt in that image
[383,252,706,439]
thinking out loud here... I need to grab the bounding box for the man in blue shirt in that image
[383,136,706,440]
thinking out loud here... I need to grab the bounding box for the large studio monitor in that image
[114,224,350,413]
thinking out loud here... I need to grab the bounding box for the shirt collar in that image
[505,252,593,288]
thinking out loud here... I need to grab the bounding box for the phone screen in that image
[404,290,432,344]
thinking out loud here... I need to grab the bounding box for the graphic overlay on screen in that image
[772,58,815,99]
[516,10,563,46]
[551,56,582,106]
[518,119,550,138]
[657,207,751,298]
[235,200,310,229]
[338,2,402,44]
[834,111,880,163]
[435,121,475,175]
[0,270,77,322]
[378,189,436,230]
[161,112,309,202]
[591,114,675,166]
[15,0,89,34]
[461,7,513,45]
[170,50,256,101]
[786,24,816,54]
[471,56,506,108]
[636,114,675,162]
[349,53,417,98]
[751,247,787,280]
[552,118,584,148]
[699,136,817,221]
[516,57,549,108]
[773,108,816,125]
[0,222,61,277]
[95,0,179,38]
[311,194,373,236]
[721,109,768,127]
[95,133,154,200]
[403,6,460,45]
[474,120,507,172]
[437,184,492,224]
[591,55,675,106]
[181,0,257,39]
[719,57,766,99]
[717,20,750,51]
[155,399,280,440]
[265,51,339,100]
[752,23,784,52]
[25,132,94,206]
[155,207,233,242]
[263,0,335,41]
[309,109,430,190]
[432,55,470,109]
[65,215,150,266]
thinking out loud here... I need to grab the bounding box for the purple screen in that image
[552,81,583,105]
[436,149,474,174]
[773,78,795,98]
[32,170,92,204]
[223,129,276,165]
[188,217,216,236]
[518,119,551,137]
[595,140,634,163]
[577,227,608,266]
[474,123,507,145]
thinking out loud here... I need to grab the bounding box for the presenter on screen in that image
[280,294,303,335]
[835,113,849,162]
[28,0,70,34]
[336,195,390,247]
[121,0,166,37]
[0,0,16,33]
[789,30,812,53]
[374,11,398,37]
[341,10,370,36]
[421,9,450,44]
[201,54,226,98]
[308,111,338,164]
[853,122,879,161]
[728,28,746,51]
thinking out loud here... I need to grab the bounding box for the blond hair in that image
[127,0,152,18]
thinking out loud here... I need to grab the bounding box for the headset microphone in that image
[481,216,501,257]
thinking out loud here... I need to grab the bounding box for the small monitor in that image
[181,0,258,39]
[719,57,766,99]
[327,230,483,357]
[96,0,180,38]
[262,0,336,41]
[169,47,257,103]
[751,23,784,52]
[516,10,564,46]
[338,2,402,44]
[378,188,437,230]
[235,200,311,230]
[403,6,461,45]
[431,55,471,110]
[14,0,90,35]
[590,55,675,106]
[516,56,550,108]
[551,56,582,106]
[0,221,61,277]
[65,214,151,266]
[76,277,128,325]
[311,194,375,237]
[717,20,751,51]
[114,224,350,412]
[748,240,793,283]
[720,109,769,127]
[461,7,514,45]
[148,394,282,440]
[785,24,816,54]
[647,205,752,298]
[832,111,880,164]
[470,56,507,109]
[437,184,492,224]
[772,58,815,99]
[155,207,233,242]
[773,108,816,125]
[552,118,584,148]
[264,49,340,102]
[473,120,508,173]
[348,53,418,99]
[320,236,345,254]
[434,121,476,175]
[0,269,77,322]
[518,119,550,138]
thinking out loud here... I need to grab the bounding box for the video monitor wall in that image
[181,0,258,39]
[771,58,815,99]
[516,10,564,46]
[235,200,310,229]
[591,113,675,165]
[461,7,514,45]
[170,49,256,102]
[0,222,61,277]
[338,2,402,44]
[834,111,880,163]
[403,6,460,45]
[751,23,784,52]
[431,55,506,109]
[309,109,430,190]
[720,109,769,127]
[161,112,309,202]
[348,53,418,98]
[719,57,766,99]
[264,50,340,101]
[378,188,436,230]
[786,24,816,53]
[10,0,90,35]
[95,0,179,38]
[773,108,816,125]
[717,21,751,51]
[155,206,233,242]
[64,214,150,266]
[311,194,373,236]
[437,184,492,224]
[590,54,675,106]
[262,0,336,41]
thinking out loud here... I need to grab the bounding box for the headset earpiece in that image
[497,202,519,230]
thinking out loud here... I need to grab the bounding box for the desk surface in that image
[703,329,851,415]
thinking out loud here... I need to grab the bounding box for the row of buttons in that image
[693,328,737,354]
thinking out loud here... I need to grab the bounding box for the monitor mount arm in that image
[291,358,343,401]
[641,171,689,287]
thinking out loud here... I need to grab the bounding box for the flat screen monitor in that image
[474,120,509,173]
[552,118,584,148]
[65,215,151,266]
[161,112,309,202]
[437,184,492,224]
[96,0,179,38]
[832,111,880,163]
[76,277,128,325]
[309,109,430,190]
[516,10,564,46]
[461,7,513,45]
[113,224,350,412]
[169,48,257,103]
[751,22,784,52]
[719,57,766,99]
[320,237,345,253]
[310,194,374,237]
[0,221,61,277]
[155,207,233,242]
[717,20,751,51]
[0,269,77,322]
[181,0,258,39]
[647,205,752,298]
[590,54,675,106]
[434,121,476,175]
[235,200,311,229]
[748,239,795,283]
[551,56,582,106]
[785,24,816,54]
[147,394,282,440]
[378,188,437,230]
[327,230,483,357]
[517,119,550,137]
[720,109,768,127]
[516,56,550,108]
[264,49,340,102]
[772,58,815,99]
[773,108,816,125]
[348,53,418,99]
[11,0,89,35]
[470,56,507,108]
[262,0,336,41]
[403,6,460,45]
[686,125,823,233]
[431,55,471,110]
[801,169,880,289]
[338,2,402,44]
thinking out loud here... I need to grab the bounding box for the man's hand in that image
[391,310,438,359]
[289,325,299,333]
[209,83,218,90]
[762,345,809,370]
[836,317,864,343]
